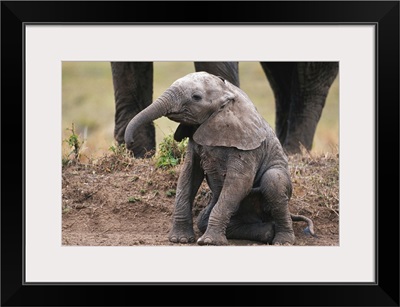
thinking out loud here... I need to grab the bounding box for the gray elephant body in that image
[187,137,291,245]
[124,71,310,245]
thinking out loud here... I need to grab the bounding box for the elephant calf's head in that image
[125,71,268,152]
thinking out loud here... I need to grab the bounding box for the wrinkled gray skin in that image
[260,62,339,153]
[125,72,314,245]
[112,62,338,157]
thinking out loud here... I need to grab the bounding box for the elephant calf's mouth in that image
[167,113,198,125]
[166,113,182,122]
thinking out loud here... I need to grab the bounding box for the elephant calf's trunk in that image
[124,90,176,153]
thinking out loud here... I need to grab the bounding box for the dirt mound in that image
[62,150,339,246]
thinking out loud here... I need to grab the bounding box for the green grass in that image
[62,62,339,159]
[155,134,188,169]
[62,123,86,166]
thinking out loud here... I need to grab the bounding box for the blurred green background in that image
[62,62,339,159]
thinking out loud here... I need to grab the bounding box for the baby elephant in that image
[125,71,314,245]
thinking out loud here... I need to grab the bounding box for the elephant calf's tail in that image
[290,214,317,237]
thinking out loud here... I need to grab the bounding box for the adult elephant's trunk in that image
[124,87,178,155]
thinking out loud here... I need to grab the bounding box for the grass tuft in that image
[62,123,86,167]
[154,134,188,169]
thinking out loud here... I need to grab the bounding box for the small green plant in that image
[128,196,141,203]
[155,134,188,169]
[101,143,136,171]
[62,206,71,214]
[166,189,176,197]
[63,123,85,166]
[109,143,130,157]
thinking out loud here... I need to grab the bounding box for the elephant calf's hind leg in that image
[261,168,295,245]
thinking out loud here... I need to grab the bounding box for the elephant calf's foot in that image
[272,230,295,245]
[168,224,195,244]
[197,229,228,246]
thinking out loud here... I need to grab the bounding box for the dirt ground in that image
[62,150,339,246]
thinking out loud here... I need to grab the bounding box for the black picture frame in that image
[2,1,399,306]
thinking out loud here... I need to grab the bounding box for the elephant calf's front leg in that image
[169,143,204,244]
[197,168,254,246]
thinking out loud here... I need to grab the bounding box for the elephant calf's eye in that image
[192,94,202,101]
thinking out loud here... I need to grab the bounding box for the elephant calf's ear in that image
[174,124,196,142]
[193,98,268,150]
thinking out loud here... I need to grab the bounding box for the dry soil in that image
[62,150,339,247]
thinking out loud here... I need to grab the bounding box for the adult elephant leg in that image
[285,62,339,153]
[260,62,296,146]
[194,62,240,87]
[111,62,156,157]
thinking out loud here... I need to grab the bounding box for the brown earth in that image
[62,150,339,246]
